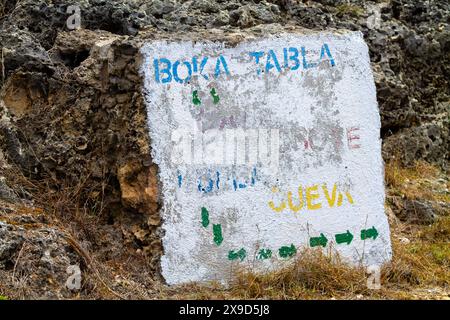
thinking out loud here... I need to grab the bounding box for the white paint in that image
[141,32,392,285]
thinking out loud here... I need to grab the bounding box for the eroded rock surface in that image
[0,202,83,299]
[0,0,448,296]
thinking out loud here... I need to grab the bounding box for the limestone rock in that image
[0,0,448,286]
[396,199,437,225]
[0,205,83,299]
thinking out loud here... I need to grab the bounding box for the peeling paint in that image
[141,32,392,285]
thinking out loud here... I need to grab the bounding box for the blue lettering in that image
[198,174,214,193]
[199,57,209,80]
[319,43,335,67]
[301,46,317,69]
[251,167,257,185]
[214,55,230,79]
[283,48,288,68]
[265,49,282,73]
[288,47,300,71]
[192,57,198,73]
[154,58,172,83]
[216,171,220,190]
[178,173,183,188]
[249,51,265,75]
[173,60,192,83]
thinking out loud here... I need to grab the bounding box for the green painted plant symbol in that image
[257,248,272,260]
[192,90,201,105]
[201,207,209,228]
[213,224,223,246]
[228,248,246,261]
[210,88,220,104]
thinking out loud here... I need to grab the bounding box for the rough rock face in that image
[0,25,163,275]
[0,202,83,299]
[0,0,449,286]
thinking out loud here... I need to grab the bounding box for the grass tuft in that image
[230,249,368,299]
[385,160,449,202]
[1,156,449,299]
[336,4,365,17]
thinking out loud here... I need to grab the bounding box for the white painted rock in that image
[141,31,392,285]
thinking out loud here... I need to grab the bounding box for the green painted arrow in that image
[310,233,328,248]
[361,226,378,240]
[279,244,297,258]
[335,230,353,245]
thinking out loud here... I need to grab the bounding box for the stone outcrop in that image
[0,0,448,286]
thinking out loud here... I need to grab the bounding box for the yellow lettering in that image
[268,187,286,212]
[337,193,343,206]
[306,185,322,210]
[287,185,304,212]
[345,191,354,204]
[322,183,337,207]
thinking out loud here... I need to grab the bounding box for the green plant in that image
[336,4,364,17]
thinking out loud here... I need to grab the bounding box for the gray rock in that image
[230,7,255,28]
[190,0,220,14]
[0,0,449,298]
[398,199,437,225]
[0,214,82,298]
[0,177,17,202]
[0,26,54,77]
[213,10,230,27]
[0,221,25,268]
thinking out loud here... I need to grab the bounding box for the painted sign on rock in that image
[141,31,392,285]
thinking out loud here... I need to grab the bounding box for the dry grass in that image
[155,161,450,300]
[230,250,368,299]
[335,4,365,17]
[152,232,449,300]
[385,159,449,202]
[153,201,449,300]
[4,163,107,227]
[1,160,449,299]
[383,235,449,289]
